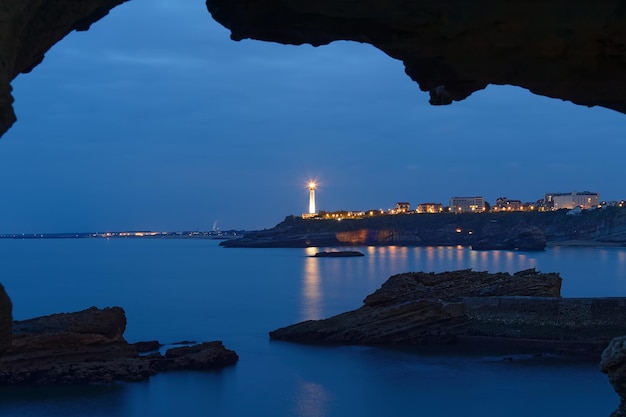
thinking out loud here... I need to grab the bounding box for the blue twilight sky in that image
[1,1,624,233]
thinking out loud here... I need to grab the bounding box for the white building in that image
[545,191,599,210]
[449,196,486,213]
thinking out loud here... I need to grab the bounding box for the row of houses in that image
[312,191,617,221]
[397,191,604,214]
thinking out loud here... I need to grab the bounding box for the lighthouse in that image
[308,181,317,214]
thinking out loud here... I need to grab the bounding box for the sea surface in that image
[0,239,625,417]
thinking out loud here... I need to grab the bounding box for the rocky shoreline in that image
[220,209,626,249]
[271,269,626,356]
[269,269,626,416]
[0,284,238,385]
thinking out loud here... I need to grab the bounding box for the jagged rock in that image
[601,336,626,417]
[206,0,626,115]
[0,0,129,137]
[0,283,12,354]
[271,269,626,357]
[0,306,238,385]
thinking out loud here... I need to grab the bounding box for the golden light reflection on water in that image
[301,247,322,321]
[299,246,626,316]
[362,246,540,275]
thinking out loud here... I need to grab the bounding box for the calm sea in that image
[0,239,624,417]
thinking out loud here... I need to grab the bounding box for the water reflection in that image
[301,248,322,321]
[294,378,329,417]
[299,246,626,318]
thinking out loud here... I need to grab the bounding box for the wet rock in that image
[601,336,626,417]
[0,306,238,385]
[271,269,626,358]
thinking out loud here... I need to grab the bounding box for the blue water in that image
[0,239,624,416]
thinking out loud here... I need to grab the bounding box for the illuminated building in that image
[309,182,316,214]
[394,202,411,213]
[493,197,523,211]
[544,191,599,210]
[449,196,486,213]
[416,203,444,214]
[302,181,318,219]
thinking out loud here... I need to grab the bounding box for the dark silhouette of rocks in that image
[602,337,626,417]
[206,0,626,116]
[222,209,626,248]
[471,225,546,251]
[0,283,12,354]
[0,304,238,385]
[0,0,129,137]
[3,2,626,138]
[271,269,626,358]
[313,251,364,257]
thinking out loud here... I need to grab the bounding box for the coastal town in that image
[302,182,625,220]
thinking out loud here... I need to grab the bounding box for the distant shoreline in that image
[546,240,626,248]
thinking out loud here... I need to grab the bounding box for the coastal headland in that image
[221,207,626,249]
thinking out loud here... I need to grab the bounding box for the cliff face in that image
[0,0,129,137]
[221,208,626,248]
[206,0,626,114]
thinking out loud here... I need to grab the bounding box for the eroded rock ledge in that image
[0,305,238,385]
[206,0,626,115]
[270,269,626,358]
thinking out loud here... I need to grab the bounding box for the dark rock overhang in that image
[2,1,625,140]
[205,0,626,114]
[0,0,129,138]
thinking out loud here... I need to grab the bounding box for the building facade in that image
[544,191,600,210]
[449,196,486,213]
[493,197,523,212]
[394,202,411,213]
[416,203,444,214]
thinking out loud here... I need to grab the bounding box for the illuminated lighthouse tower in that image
[302,181,318,219]
[308,181,317,215]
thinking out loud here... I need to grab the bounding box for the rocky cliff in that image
[0,301,238,384]
[222,207,626,248]
[271,269,626,358]
[206,0,626,114]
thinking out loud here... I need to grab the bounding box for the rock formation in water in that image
[602,337,626,417]
[0,283,12,353]
[0,304,238,384]
[0,0,129,137]
[271,269,626,358]
[206,1,626,115]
